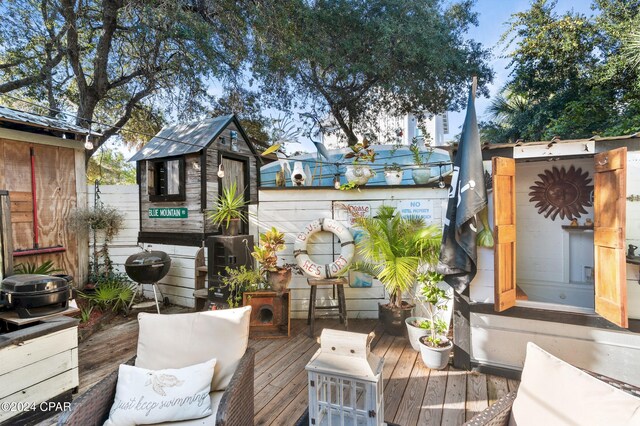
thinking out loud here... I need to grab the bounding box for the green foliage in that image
[339,181,361,191]
[251,227,287,275]
[0,0,250,155]
[344,139,377,164]
[417,272,450,347]
[350,206,442,308]
[409,138,433,166]
[13,260,62,275]
[87,149,137,185]
[384,163,402,172]
[79,279,135,313]
[71,206,125,277]
[477,207,494,248]
[251,0,492,146]
[484,0,640,143]
[216,266,264,307]
[207,183,248,227]
[210,88,271,149]
[79,304,94,323]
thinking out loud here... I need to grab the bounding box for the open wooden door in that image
[493,157,517,312]
[594,147,627,328]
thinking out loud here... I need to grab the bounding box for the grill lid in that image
[1,274,69,293]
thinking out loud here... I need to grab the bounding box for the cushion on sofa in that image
[135,306,251,391]
[104,358,216,426]
[509,342,640,426]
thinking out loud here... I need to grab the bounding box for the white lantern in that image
[306,329,384,426]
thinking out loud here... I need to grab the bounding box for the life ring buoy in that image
[294,218,355,279]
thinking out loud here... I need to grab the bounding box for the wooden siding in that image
[0,138,84,281]
[257,187,448,319]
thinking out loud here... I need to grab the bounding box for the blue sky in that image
[447,0,594,137]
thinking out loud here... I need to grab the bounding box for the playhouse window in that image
[148,157,185,202]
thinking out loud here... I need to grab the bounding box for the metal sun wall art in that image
[529,165,593,221]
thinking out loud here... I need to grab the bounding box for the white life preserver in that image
[294,218,355,279]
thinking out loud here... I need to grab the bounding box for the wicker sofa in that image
[465,344,640,426]
[57,349,254,426]
[58,307,254,426]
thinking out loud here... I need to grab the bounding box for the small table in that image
[307,278,348,336]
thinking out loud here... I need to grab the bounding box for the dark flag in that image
[437,77,487,292]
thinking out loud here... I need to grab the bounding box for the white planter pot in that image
[384,170,403,185]
[418,336,453,370]
[405,316,430,352]
[412,166,431,185]
[345,165,373,185]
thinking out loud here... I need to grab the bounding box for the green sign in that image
[149,208,188,219]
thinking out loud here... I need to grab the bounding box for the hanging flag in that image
[437,77,487,292]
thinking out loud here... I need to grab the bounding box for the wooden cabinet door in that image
[594,147,627,328]
[493,157,517,312]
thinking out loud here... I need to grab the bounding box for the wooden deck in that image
[45,312,517,425]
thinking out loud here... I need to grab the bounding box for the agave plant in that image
[351,206,441,309]
[14,260,62,275]
[207,182,248,227]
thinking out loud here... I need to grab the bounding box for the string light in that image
[333,174,341,189]
[84,133,93,150]
[217,163,225,178]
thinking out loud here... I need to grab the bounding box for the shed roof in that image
[0,105,101,136]
[130,114,246,161]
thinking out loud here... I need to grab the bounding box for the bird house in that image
[306,329,384,426]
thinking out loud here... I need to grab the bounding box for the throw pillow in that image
[104,358,216,426]
[136,306,250,391]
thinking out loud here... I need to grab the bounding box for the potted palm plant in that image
[351,206,441,336]
[416,272,452,369]
[207,182,248,236]
[252,227,292,294]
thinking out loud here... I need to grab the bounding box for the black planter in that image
[378,303,414,337]
[221,219,241,236]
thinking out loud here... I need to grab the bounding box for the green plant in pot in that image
[216,266,264,307]
[383,163,403,185]
[344,139,376,186]
[350,206,441,336]
[208,182,248,236]
[409,138,433,185]
[252,227,292,294]
[416,271,452,369]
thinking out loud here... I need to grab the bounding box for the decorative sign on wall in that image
[528,166,593,220]
[333,202,372,226]
[397,200,435,221]
[148,208,188,219]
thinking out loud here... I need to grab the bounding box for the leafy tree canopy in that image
[0,0,250,159]
[250,0,493,146]
[87,148,136,185]
[483,0,640,143]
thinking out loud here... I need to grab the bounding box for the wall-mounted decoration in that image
[628,194,640,202]
[528,166,593,221]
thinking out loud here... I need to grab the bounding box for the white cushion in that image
[136,306,251,391]
[510,342,640,426]
[151,391,223,425]
[104,359,216,426]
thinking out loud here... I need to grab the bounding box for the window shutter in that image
[493,157,516,312]
[594,147,627,328]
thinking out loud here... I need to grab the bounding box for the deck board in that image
[45,315,516,426]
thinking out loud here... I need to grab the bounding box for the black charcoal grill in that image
[0,274,71,318]
[124,251,171,314]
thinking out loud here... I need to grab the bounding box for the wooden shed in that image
[130,114,261,246]
[0,105,91,283]
[452,134,640,387]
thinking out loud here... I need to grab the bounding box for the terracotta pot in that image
[378,303,414,337]
[267,268,292,294]
[221,218,241,236]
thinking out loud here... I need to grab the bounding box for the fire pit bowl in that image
[124,251,171,284]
